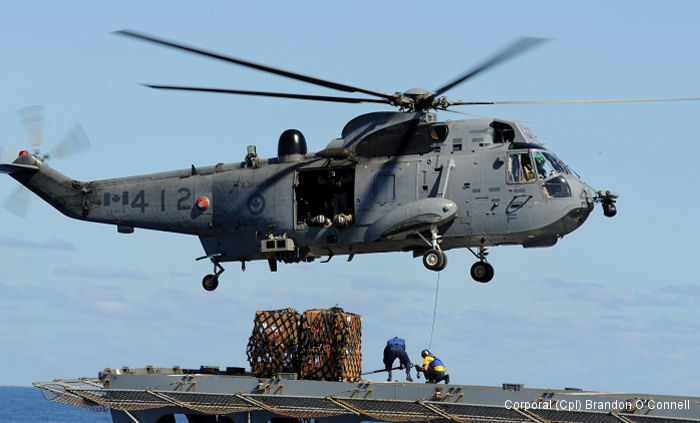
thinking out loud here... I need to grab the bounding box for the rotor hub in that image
[400,88,435,112]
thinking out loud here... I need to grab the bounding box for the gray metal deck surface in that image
[34,367,700,423]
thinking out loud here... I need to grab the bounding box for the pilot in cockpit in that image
[533,151,548,179]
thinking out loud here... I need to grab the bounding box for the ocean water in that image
[0,386,112,423]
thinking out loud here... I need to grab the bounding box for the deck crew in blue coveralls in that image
[415,349,450,384]
[383,337,413,382]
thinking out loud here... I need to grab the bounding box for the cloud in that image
[525,277,605,290]
[54,265,150,280]
[169,271,193,278]
[526,277,700,308]
[569,283,700,308]
[94,300,132,313]
[662,284,700,305]
[0,236,76,251]
[441,305,700,365]
[0,281,72,315]
[346,274,434,293]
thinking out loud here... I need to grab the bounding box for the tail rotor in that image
[1,106,90,216]
[17,105,44,154]
[47,123,90,160]
[3,185,32,217]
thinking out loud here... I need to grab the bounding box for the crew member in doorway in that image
[384,337,413,382]
[415,349,450,384]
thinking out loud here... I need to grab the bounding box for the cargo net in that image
[30,384,700,423]
[531,409,625,423]
[33,381,107,413]
[247,306,362,382]
[620,415,698,423]
[340,398,439,422]
[148,392,259,415]
[299,307,362,382]
[431,403,533,423]
[247,394,349,418]
[246,308,301,378]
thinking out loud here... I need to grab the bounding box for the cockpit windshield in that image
[533,151,570,176]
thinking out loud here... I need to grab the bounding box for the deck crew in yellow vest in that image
[414,349,450,384]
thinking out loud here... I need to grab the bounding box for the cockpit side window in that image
[507,152,535,183]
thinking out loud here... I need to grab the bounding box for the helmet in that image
[421,349,430,358]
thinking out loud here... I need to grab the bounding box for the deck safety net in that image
[33,380,699,423]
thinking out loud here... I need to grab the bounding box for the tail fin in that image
[3,156,85,219]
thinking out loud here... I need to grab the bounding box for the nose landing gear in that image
[467,246,494,283]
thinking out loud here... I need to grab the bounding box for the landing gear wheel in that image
[423,249,445,271]
[202,274,219,291]
[436,251,447,271]
[470,261,494,283]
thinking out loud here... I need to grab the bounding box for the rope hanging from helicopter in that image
[428,270,440,350]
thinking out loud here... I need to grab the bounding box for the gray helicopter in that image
[3,32,698,291]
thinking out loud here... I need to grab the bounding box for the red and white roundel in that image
[196,196,210,210]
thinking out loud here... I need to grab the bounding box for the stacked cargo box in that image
[299,307,362,382]
[246,307,362,382]
[245,308,301,378]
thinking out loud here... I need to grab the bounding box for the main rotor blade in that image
[144,84,390,104]
[48,123,91,160]
[448,96,700,106]
[116,30,396,102]
[433,37,547,97]
[443,108,532,122]
[16,105,44,153]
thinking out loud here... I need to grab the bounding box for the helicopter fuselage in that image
[6,112,598,274]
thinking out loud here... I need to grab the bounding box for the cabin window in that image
[507,153,535,183]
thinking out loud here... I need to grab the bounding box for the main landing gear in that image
[418,225,447,272]
[201,260,225,292]
[416,226,495,283]
[467,246,494,283]
[422,248,447,271]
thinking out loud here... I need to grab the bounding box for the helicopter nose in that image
[552,178,595,234]
[555,203,594,236]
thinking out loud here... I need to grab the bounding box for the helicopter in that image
[3,31,699,291]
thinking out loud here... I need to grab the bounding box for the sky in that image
[1,0,699,398]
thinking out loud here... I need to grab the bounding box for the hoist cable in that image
[429,271,440,349]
